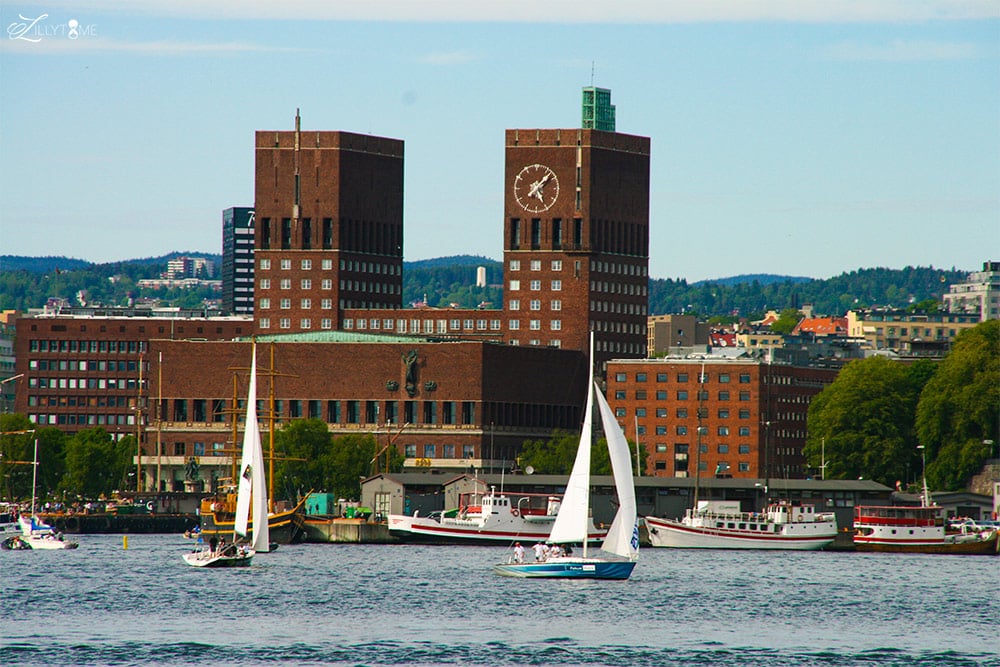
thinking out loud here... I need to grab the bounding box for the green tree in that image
[916,320,1000,491]
[769,308,802,335]
[60,428,131,499]
[328,433,380,501]
[274,420,404,502]
[274,418,334,500]
[0,415,66,504]
[517,430,645,476]
[805,356,933,486]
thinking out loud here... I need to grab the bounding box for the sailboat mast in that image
[268,343,276,512]
[693,363,705,511]
[231,373,240,487]
[30,435,38,517]
[583,332,595,560]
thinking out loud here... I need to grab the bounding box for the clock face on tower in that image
[514,163,559,213]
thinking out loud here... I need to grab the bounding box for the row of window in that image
[618,390,755,402]
[259,257,400,275]
[28,377,141,390]
[655,460,753,473]
[258,278,400,295]
[342,318,504,333]
[591,300,647,318]
[31,395,133,408]
[508,279,562,291]
[509,320,561,331]
[29,359,140,372]
[508,299,561,311]
[158,398,478,427]
[29,413,136,426]
[615,401,754,420]
[259,298,335,310]
[614,371,754,383]
[403,443,477,459]
[258,318,330,330]
[29,340,148,354]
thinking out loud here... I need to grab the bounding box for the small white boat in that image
[644,500,838,550]
[183,342,270,568]
[1,438,79,551]
[494,334,639,580]
[2,516,79,551]
[181,539,253,567]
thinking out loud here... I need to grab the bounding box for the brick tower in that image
[502,94,650,369]
[253,111,404,334]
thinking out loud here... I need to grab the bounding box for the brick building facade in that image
[147,335,587,491]
[606,357,838,480]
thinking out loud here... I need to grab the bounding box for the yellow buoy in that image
[123,535,128,550]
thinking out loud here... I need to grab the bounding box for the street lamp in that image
[917,444,928,506]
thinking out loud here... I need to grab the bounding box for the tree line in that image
[0,414,404,507]
[0,253,969,318]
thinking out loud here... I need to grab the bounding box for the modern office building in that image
[253,111,404,335]
[222,207,255,314]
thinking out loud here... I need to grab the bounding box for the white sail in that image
[234,343,270,552]
[595,385,639,560]
[547,375,594,545]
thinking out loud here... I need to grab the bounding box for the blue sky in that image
[1,1,997,282]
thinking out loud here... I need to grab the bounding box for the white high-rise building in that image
[943,261,1000,322]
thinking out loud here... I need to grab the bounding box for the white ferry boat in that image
[388,487,606,545]
[644,500,838,550]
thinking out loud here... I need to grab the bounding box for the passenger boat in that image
[644,500,839,550]
[388,487,606,545]
[852,505,999,555]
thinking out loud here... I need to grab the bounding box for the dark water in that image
[2,535,998,666]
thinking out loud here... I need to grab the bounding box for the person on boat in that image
[209,536,219,553]
[513,542,525,563]
[532,541,546,561]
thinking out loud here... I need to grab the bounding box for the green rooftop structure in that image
[582,86,615,131]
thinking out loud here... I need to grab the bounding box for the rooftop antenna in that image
[293,108,301,223]
[590,61,595,85]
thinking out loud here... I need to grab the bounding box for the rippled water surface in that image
[3,535,998,666]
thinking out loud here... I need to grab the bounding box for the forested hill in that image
[0,253,969,318]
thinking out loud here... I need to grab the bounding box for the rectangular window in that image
[676,426,688,435]
[551,280,562,291]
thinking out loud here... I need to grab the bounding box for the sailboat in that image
[1,435,78,551]
[493,336,639,579]
[183,343,270,567]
